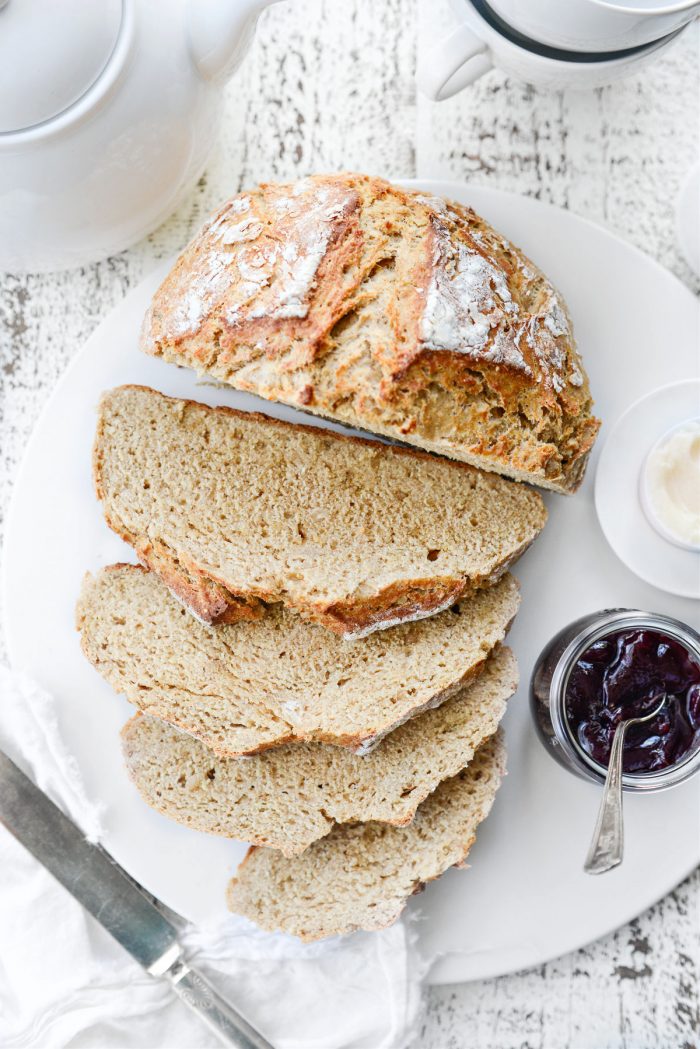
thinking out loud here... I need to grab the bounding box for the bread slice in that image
[93,385,545,637]
[226,731,506,940]
[77,564,519,755]
[121,646,516,855]
[141,173,600,494]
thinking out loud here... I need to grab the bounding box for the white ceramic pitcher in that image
[0,0,278,273]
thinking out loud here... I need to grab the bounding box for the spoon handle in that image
[584,721,628,875]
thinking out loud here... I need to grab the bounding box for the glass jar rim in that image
[549,608,700,791]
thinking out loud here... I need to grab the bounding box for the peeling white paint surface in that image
[0,2,698,1046]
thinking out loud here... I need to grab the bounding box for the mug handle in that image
[417,25,493,101]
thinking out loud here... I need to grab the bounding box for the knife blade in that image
[0,749,274,1049]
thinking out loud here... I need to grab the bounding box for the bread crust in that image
[93,385,544,638]
[141,174,600,494]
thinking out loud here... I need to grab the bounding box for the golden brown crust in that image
[315,577,468,638]
[142,173,600,494]
[133,537,263,625]
[95,510,263,627]
[301,536,529,641]
[93,385,545,638]
[136,521,531,642]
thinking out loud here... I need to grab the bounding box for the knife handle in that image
[164,956,274,1049]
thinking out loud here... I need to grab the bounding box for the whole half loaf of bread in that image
[77,564,519,755]
[121,646,516,855]
[226,731,506,940]
[141,174,600,494]
[93,385,544,637]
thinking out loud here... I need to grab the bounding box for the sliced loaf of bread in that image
[77,564,519,754]
[121,646,516,855]
[93,385,545,638]
[226,731,506,940]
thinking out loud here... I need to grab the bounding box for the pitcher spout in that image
[187,0,277,84]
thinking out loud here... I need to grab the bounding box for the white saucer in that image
[595,379,700,599]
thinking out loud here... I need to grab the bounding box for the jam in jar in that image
[531,610,700,791]
[564,629,700,773]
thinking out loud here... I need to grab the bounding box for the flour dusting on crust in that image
[165,181,357,338]
[421,212,529,373]
[247,182,356,321]
[167,200,245,338]
[418,195,585,393]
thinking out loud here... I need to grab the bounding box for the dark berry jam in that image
[565,629,700,774]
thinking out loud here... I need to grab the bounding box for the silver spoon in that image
[584,694,667,875]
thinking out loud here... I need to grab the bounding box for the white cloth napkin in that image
[0,666,428,1049]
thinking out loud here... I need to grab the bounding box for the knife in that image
[0,749,274,1049]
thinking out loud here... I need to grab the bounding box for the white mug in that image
[417,0,693,98]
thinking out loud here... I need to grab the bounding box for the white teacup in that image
[418,0,694,98]
[490,0,700,53]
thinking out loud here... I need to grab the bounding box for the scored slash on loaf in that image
[120,646,517,856]
[93,385,545,638]
[141,173,600,493]
[77,564,520,755]
[225,731,507,941]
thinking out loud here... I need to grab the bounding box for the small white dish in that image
[640,416,700,551]
[595,379,700,599]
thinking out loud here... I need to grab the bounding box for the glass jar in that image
[530,608,700,792]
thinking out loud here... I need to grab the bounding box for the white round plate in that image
[596,380,700,598]
[3,183,700,986]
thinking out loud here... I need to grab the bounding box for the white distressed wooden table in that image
[0,3,698,1047]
